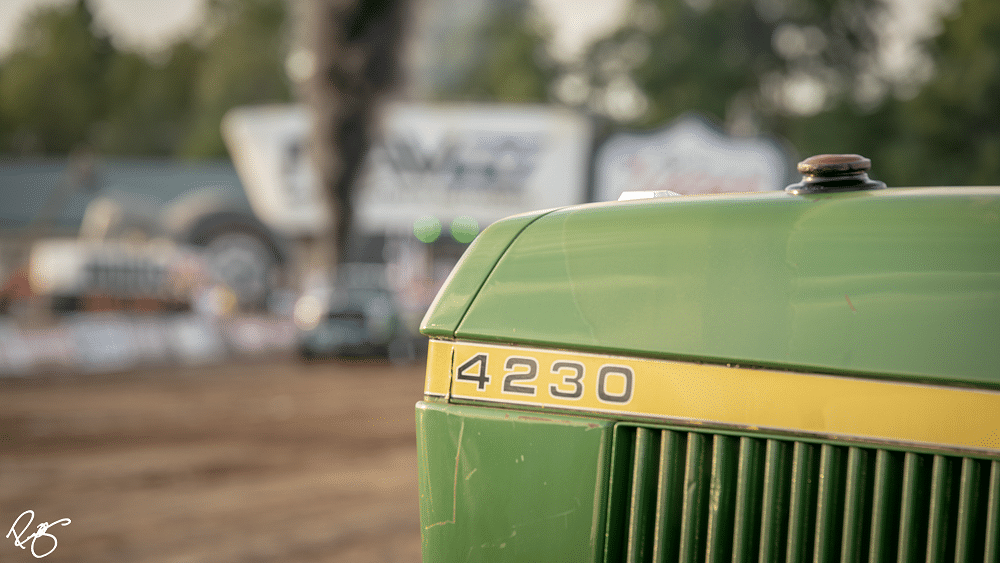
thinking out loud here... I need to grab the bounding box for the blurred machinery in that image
[294,263,406,360]
[31,188,287,313]
[1,159,290,317]
[0,159,298,375]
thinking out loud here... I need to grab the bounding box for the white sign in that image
[222,105,331,236]
[595,114,792,201]
[355,103,592,234]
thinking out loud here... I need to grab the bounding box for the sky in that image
[1,0,203,56]
[0,0,630,60]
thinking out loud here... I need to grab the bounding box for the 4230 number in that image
[455,352,633,404]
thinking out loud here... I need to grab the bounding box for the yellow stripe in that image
[442,341,1000,455]
[424,340,453,397]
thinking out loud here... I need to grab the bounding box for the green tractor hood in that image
[421,187,1000,388]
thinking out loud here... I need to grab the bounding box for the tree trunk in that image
[303,0,409,265]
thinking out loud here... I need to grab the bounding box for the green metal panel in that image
[420,209,556,337]
[417,186,1000,562]
[451,188,1000,387]
[415,401,614,562]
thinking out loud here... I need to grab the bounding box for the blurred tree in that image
[430,0,554,103]
[95,42,201,155]
[0,0,114,154]
[0,0,292,159]
[178,0,293,157]
[304,0,408,262]
[879,0,1000,185]
[573,0,883,132]
[561,0,998,187]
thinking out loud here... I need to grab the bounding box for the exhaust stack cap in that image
[785,154,886,195]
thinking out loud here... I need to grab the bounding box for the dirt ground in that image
[0,356,425,563]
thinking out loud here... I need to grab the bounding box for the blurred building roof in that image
[0,157,250,233]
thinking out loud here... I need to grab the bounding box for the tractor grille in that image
[605,425,1000,563]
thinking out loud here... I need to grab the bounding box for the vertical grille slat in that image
[705,435,738,563]
[814,444,846,563]
[604,425,637,563]
[925,455,954,563]
[679,432,710,563]
[652,430,686,562]
[952,457,980,563]
[760,439,792,563]
[985,461,1000,563]
[787,442,819,563]
[732,437,765,563]
[627,428,660,563]
[898,452,931,562]
[607,426,998,563]
[869,449,903,563]
[840,447,871,563]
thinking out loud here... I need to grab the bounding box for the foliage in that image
[0,0,291,158]
[425,0,554,104]
[881,0,1000,186]
[572,0,1000,186]
[574,0,882,127]
[2,0,996,186]
[0,0,114,154]
[180,0,291,157]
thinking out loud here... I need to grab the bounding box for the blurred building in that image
[224,102,594,335]
[354,102,592,324]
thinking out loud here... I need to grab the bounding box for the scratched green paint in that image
[451,188,1000,387]
[416,401,614,563]
[416,187,1000,562]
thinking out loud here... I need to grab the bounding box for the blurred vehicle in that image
[160,187,288,310]
[294,264,401,360]
[0,159,289,315]
[296,286,399,359]
[415,154,1000,562]
[29,237,207,313]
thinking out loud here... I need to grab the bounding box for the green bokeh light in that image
[413,215,442,243]
[450,216,480,243]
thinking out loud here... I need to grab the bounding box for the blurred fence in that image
[0,314,296,377]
